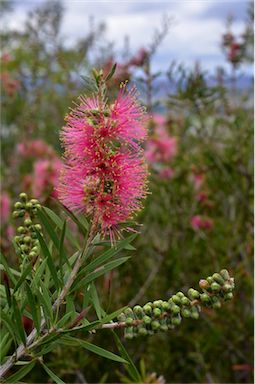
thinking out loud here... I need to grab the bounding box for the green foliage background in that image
[1,1,253,383]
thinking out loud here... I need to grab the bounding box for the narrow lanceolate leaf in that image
[90,283,105,320]
[31,258,47,290]
[59,220,71,273]
[37,208,60,250]
[12,296,26,345]
[105,62,117,81]
[37,288,53,327]
[0,332,12,362]
[41,363,66,384]
[25,283,40,333]
[58,203,88,234]
[43,206,80,249]
[35,229,61,289]
[5,360,36,383]
[113,332,141,382]
[63,336,128,364]
[13,263,32,293]
[0,252,17,285]
[1,312,17,345]
[72,257,130,291]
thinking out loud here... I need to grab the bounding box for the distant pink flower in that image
[191,215,214,231]
[58,85,148,238]
[158,167,175,180]
[129,48,149,67]
[190,172,205,191]
[0,192,11,223]
[17,140,55,158]
[145,129,177,164]
[32,158,62,199]
[151,113,166,128]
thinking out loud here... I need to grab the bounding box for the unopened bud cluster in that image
[12,193,42,259]
[117,269,234,339]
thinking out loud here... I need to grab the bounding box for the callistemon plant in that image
[0,67,235,383]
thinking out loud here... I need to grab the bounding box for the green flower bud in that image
[14,202,23,210]
[162,301,170,311]
[207,276,214,285]
[172,295,181,305]
[24,219,32,227]
[125,317,133,326]
[220,269,230,281]
[31,232,37,239]
[212,300,221,309]
[31,246,39,254]
[143,304,152,314]
[171,316,181,326]
[35,224,42,231]
[151,320,160,330]
[211,282,221,292]
[224,292,233,301]
[181,297,190,306]
[24,236,31,244]
[160,324,168,332]
[153,300,162,308]
[125,328,134,339]
[188,288,200,300]
[223,283,232,292]
[190,309,199,320]
[138,327,148,336]
[19,193,27,202]
[117,313,126,322]
[143,315,151,325]
[199,279,209,290]
[171,304,180,315]
[20,244,29,252]
[200,293,210,303]
[181,308,191,318]
[14,236,20,243]
[212,273,225,285]
[133,305,143,315]
[29,251,37,258]
[18,210,26,217]
[30,199,39,205]
[17,226,26,234]
[176,291,184,298]
[25,202,33,210]
[153,308,161,317]
[12,211,20,219]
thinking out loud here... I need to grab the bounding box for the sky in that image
[6,0,252,74]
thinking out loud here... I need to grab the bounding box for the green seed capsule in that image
[153,300,162,308]
[29,251,37,258]
[153,308,161,317]
[160,324,168,332]
[223,283,232,292]
[212,300,221,309]
[143,315,151,325]
[35,224,42,231]
[220,269,230,281]
[162,301,170,311]
[14,236,20,243]
[14,202,23,210]
[20,244,29,252]
[181,297,190,306]
[125,317,133,326]
[176,291,184,298]
[30,199,39,205]
[191,310,199,320]
[117,313,126,322]
[200,293,210,303]
[124,308,133,316]
[207,277,214,285]
[212,273,225,285]
[188,288,200,300]
[125,328,134,339]
[17,226,26,234]
[19,193,27,202]
[31,246,39,254]
[151,320,160,330]
[211,282,221,292]
[24,219,32,227]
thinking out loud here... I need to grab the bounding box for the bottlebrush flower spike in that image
[58,69,148,240]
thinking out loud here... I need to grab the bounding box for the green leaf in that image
[37,287,53,327]
[72,257,130,291]
[59,203,88,235]
[1,311,17,345]
[0,252,17,285]
[81,75,99,93]
[41,363,65,384]
[65,336,128,364]
[5,360,36,383]
[90,283,105,320]
[13,263,32,293]
[31,258,47,290]
[105,62,117,81]
[0,332,12,362]
[12,296,26,345]
[35,229,61,289]
[43,207,80,249]
[25,283,40,334]
[59,220,71,274]
[37,208,60,250]
[113,332,141,382]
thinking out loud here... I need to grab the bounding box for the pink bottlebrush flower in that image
[158,167,175,180]
[190,172,205,191]
[17,139,55,158]
[151,113,166,128]
[191,215,214,231]
[145,128,177,164]
[32,158,62,199]
[58,85,148,238]
[0,192,11,223]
